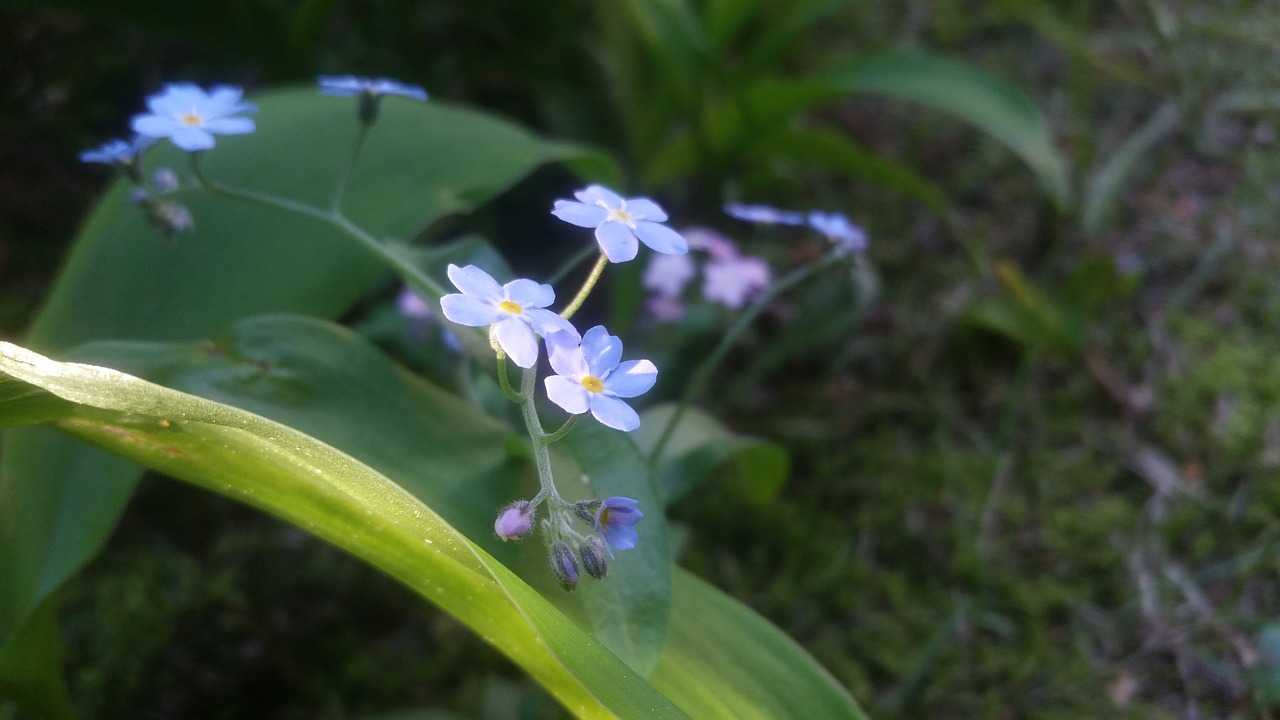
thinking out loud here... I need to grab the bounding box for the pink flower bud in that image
[494,501,534,541]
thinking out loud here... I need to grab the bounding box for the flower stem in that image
[330,124,369,212]
[520,365,567,509]
[187,154,447,300]
[646,252,847,464]
[542,415,579,445]
[559,251,609,320]
[496,353,523,403]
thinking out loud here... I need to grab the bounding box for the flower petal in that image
[131,115,179,137]
[440,293,502,327]
[623,198,667,222]
[545,330,588,377]
[595,222,639,263]
[580,326,622,378]
[545,375,591,415]
[551,200,609,228]
[504,278,555,309]
[604,359,656,398]
[574,185,623,208]
[169,127,216,151]
[600,522,639,551]
[203,117,256,135]
[523,308,578,339]
[494,317,539,368]
[589,394,641,432]
[446,264,503,299]
[634,222,688,255]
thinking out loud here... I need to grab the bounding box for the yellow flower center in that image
[580,375,604,393]
[179,112,204,127]
[499,300,523,314]
[607,208,633,224]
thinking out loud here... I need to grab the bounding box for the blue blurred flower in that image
[543,326,656,432]
[594,496,644,554]
[131,84,257,152]
[807,211,867,255]
[723,202,806,226]
[318,75,428,101]
[79,136,153,165]
[552,185,688,263]
[439,264,577,368]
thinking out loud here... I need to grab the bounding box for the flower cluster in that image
[82,79,665,590]
[725,202,868,255]
[642,227,771,321]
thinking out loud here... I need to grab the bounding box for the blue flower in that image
[131,84,257,152]
[723,202,806,226]
[594,496,644,554]
[438,264,577,368]
[552,185,688,263]
[79,136,153,165]
[317,75,428,101]
[807,211,867,255]
[544,326,656,432]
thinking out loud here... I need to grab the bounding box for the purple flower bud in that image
[579,536,608,580]
[493,500,534,541]
[550,542,580,591]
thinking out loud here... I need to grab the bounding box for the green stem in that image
[542,415,579,445]
[646,252,847,464]
[188,154,446,300]
[330,124,369,212]
[559,252,609,320]
[520,366,567,509]
[496,353,523,403]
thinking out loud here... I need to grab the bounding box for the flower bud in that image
[153,167,180,193]
[493,500,534,541]
[573,500,600,525]
[550,542,580,591]
[579,536,608,580]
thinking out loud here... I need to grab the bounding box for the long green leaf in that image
[0,339,687,719]
[823,51,1070,207]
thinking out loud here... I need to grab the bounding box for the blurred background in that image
[2,0,1279,718]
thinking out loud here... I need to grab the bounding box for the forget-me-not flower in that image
[702,255,771,309]
[439,264,577,368]
[79,136,154,166]
[551,185,688,263]
[642,252,697,299]
[724,202,806,226]
[594,496,644,554]
[318,75,428,101]
[544,326,657,432]
[806,211,867,255]
[131,84,257,152]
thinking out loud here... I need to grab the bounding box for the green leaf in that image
[558,423,672,675]
[1081,101,1181,234]
[0,339,688,719]
[633,403,789,506]
[653,571,869,720]
[823,51,1070,207]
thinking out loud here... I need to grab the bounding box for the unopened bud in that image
[153,167,180,193]
[573,500,600,524]
[550,542,580,591]
[494,500,534,541]
[579,536,608,580]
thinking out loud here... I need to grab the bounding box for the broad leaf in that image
[634,403,789,506]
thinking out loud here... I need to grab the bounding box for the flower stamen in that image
[499,300,523,314]
[580,375,604,393]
